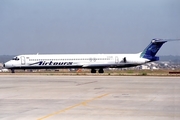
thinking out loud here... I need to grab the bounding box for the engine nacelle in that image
[122,57,149,64]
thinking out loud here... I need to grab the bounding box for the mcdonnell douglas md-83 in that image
[3,38,177,73]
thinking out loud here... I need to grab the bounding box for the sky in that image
[0,0,180,55]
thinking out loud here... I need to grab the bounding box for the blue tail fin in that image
[140,39,167,61]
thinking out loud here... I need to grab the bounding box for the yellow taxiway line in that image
[38,93,110,120]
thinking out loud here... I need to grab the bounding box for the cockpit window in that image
[12,57,19,61]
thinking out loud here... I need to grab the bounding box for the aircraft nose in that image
[3,62,12,68]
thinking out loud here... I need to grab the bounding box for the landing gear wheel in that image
[11,69,15,73]
[98,68,104,73]
[91,69,96,73]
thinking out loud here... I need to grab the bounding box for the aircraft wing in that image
[82,63,113,68]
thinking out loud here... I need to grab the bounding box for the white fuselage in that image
[4,53,150,70]
[3,39,169,73]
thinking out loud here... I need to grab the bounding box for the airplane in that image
[3,38,173,73]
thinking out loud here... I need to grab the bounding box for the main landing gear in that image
[91,68,104,73]
[91,69,96,73]
[98,68,104,73]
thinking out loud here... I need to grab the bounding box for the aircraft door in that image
[21,56,26,65]
[115,56,119,64]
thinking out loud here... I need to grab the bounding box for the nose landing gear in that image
[11,69,15,73]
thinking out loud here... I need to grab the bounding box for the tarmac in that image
[0,75,180,120]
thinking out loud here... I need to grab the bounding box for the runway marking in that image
[37,93,109,120]
[76,81,97,86]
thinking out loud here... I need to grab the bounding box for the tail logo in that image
[148,44,160,53]
[140,39,167,60]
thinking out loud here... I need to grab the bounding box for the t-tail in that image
[140,39,167,61]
